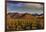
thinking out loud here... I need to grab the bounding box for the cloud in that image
[24,3,43,8]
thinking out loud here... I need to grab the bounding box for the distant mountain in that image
[7,13,44,19]
[32,13,44,16]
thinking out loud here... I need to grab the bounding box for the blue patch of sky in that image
[7,2,43,14]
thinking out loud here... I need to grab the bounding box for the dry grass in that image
[7,15,44,31]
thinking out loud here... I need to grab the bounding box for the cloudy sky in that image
[7,1,44,14]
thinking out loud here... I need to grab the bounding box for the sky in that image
[7,1,44,14]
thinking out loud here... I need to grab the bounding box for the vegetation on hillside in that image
[6,13,44,31]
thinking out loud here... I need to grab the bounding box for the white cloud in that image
[24,3,43,8]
